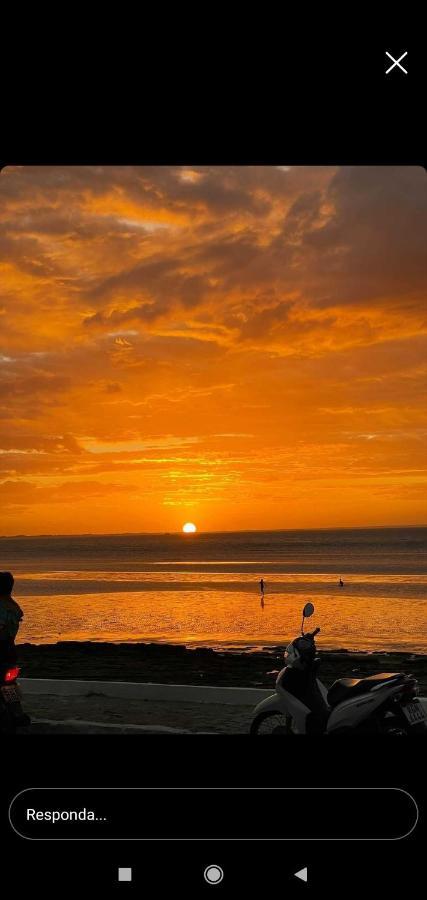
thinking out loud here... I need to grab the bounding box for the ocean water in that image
[1,527,426,652]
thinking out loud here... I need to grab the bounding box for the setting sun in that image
[182,522,197,533]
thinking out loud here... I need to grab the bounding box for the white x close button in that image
[385,50,408,75]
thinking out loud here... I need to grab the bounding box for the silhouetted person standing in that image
[339,578,344,588]
[0,572,23,664]
[260,578,265,595]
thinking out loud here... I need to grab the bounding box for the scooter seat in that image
[327,672,405,708]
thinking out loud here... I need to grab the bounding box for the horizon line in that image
[1,523,426,540]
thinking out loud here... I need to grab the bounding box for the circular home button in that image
[204,865,224,885]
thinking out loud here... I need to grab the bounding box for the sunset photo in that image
[0,165,426,734]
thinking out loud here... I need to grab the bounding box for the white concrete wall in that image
[19,678,272,706]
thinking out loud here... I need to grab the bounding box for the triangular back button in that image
[294,867,308,882]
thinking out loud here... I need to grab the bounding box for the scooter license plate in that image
[402,701,427,725]
[1,685,20,703]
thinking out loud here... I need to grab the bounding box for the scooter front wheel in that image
[250,712,293,735]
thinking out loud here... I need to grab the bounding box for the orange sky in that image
[1,165,426,534]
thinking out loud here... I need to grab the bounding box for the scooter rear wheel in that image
[250,712,293,735]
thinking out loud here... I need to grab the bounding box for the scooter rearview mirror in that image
[303,602,315,619]
[301,601,315,634]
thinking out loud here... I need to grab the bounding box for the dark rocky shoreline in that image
[16,641,427,694]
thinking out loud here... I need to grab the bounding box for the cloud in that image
[0,434,83,454]
[0,478,133,511]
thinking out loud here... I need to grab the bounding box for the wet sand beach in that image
[4,528,426,655]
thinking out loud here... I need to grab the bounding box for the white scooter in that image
[250,603,427,735]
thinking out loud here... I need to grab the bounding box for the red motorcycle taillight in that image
[4,666,20,683]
